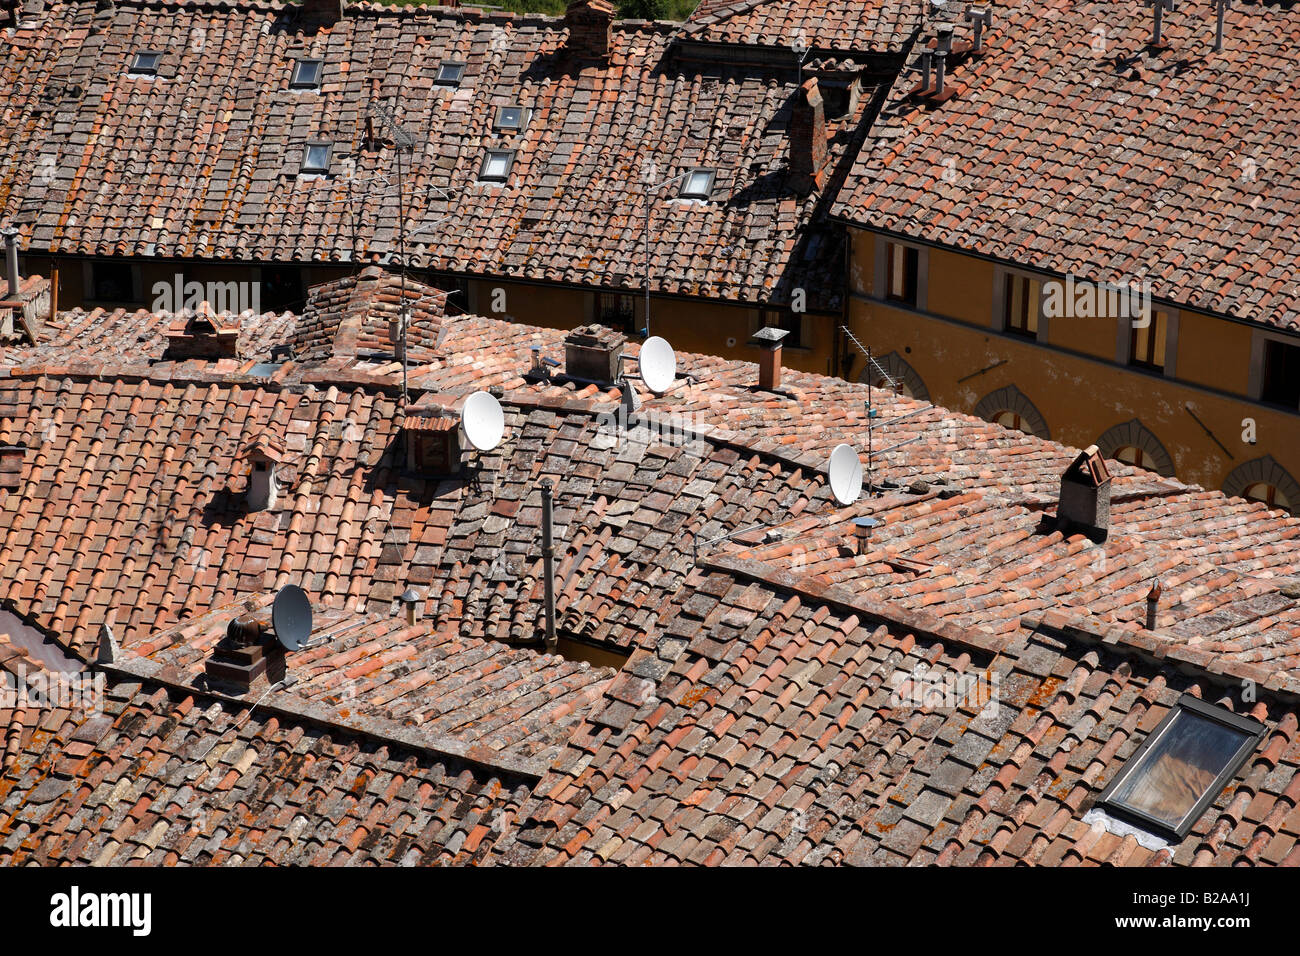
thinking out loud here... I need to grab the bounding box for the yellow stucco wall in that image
[847,228,1300,502]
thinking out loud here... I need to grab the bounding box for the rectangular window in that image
[436,62,466,86]
[1004,273,1041,337]
[885,242,918,306]
[1130,309,1169,371]
[1099,695,1264,840]
[495,106,525,131]
[290,59,323,90]
[1261,339,1300,407]
[679,169,715,200]
[129,51,160,76]
[301,142,331,175]
[761,309,803,349]
[598,293,635,332]
[479,150,514,183]
[90,261,136,303]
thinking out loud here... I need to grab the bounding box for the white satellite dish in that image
[639,336,677,396]
[271,584,314,652]
[462,391,505,451]
[829,443,864,506]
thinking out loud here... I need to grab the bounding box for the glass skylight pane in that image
[498,107,522,129]
[1106,708,1253,831]
[481,151,511,181]
[303,144,330,173]
[130,52,159,74]
[681,169,713,198]
[292,60,322,88]
[437,63,464,84]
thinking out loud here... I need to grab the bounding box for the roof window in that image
[128,51,161,76]
[301,142,332,176]
[679,168,715,200]
[495,105,526,132]
[1098,694,1264,840]
[436,62,466,86]
[290,59,323,90]
[479,150,514,184]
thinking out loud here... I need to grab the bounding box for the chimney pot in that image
[1057,445,1112,541]
[399,587,422,626]
[1145,580,1161,629]
[852,516,882,556]
[788,78,829,196]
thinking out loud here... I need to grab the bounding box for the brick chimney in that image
[749,326,789,391]
[789,78,829,196]
[565,0,615,62]
[565,324,626,384]
[204,609,287,695]
[163,304,241,360]
[300,0,347,21]
[1057,445,1112,541]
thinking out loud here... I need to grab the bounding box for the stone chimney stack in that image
[789,78,828,196]
[565,0,616,63]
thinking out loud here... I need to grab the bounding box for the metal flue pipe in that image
[541,478,557,653]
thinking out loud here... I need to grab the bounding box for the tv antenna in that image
[271,584,314,651]
[841,327,934,493]
[369,100,417,407]
[462,390,506,452]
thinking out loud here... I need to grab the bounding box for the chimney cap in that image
[749,326,790,349]
[1063,444,1111,488]
[399,586,422,605]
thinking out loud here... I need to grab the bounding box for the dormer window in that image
[290,59,323,91]
[495,105,526,131]
[1098,695,1265,841]
[436,62,466,86]
[479,150,514,184]
[128,51,161,77]
[301,142,332,176]
[679,168,715,201]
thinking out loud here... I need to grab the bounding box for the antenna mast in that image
[370,102,417,408]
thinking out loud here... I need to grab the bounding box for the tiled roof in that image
[4,266,1300,865]
[497,569,1300,865]
[131,593,614,766]
[682,0,921,55]
[833,0,1300,330]
[0,0,873,310]
[0,673,529,865]
[0,303,296,371]
[710,488,1300,669]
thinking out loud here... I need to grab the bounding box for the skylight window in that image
[301,142,332,176]
[290,59,323,90]
[495,105,526,132]
[479,149,514,183]
[679,168,715,200]
[1098,695,1264,840]
[436,62,466,86]
[128,51,161,76]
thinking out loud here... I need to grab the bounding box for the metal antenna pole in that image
[644,186,651,338]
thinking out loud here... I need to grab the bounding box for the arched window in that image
[1095,419,1176,477]
[973,385,1050,439]
[1222,456,1300,516]
[1243,482,1291,511]
[857,351,930,402]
